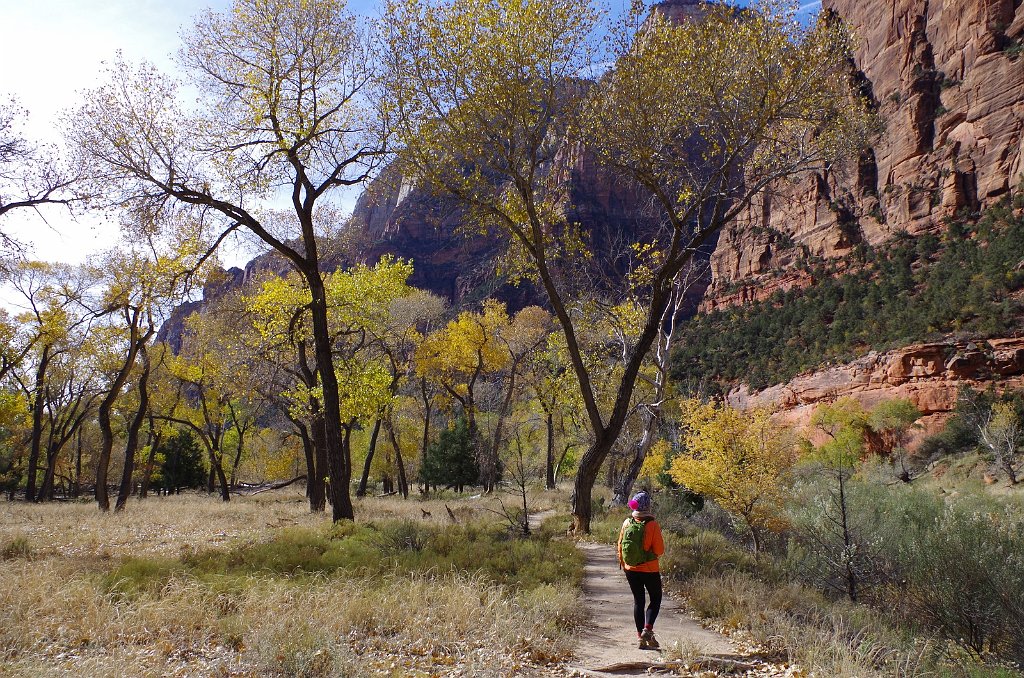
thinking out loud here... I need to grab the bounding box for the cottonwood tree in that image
[523,344,564,490]
[357,288,447,498]
[70,0,387,521]
[0,389,29,498]
[247,257,414,505]
[7,261,95,501]
[612,260,710,505]
[137,343,179,500]
[415,299,511,490]
[33,334,101,501]
[382,0,869,531]
[978,401,1023,485]
[157,317,247,502]
[483,306,552,492]
[90,244,200,511]
[671,399,796,553]
[187,292,264,489]
[0,98,77,250]
[243,274,331,510]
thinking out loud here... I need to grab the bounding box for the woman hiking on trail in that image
[617,490,665,650]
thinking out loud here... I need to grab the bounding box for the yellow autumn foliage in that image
[670,399,796,551]
[638,438,670,486]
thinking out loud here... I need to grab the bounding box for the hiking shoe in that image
[640,628,660,649]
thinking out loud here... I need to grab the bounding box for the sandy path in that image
[569,542,739,676]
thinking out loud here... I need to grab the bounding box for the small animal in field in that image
[421,508,432,519]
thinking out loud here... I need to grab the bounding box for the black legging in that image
[624,569,662,633]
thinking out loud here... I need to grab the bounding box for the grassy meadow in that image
[0,490,584,678]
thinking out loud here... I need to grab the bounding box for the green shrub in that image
[684,572,946,676]
[106,519,584,596]
[660,530,757,582]
[869,489,1024,662]
[1,535,31,560]
[104,556,184,597]
[787,477,1024,664]
[786,475,889,602]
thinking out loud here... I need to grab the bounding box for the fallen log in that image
[586,654,758,675]
[236,475,307,496]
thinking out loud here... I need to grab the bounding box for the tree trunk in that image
[214,455,230,501]
[138,434,159,500]
[73,427,82,499]
[116,348,150,511]
[485,367,518,493]
[310,412,328,510]
[612,409,662,506]
[544,407,556,490]
[356,418,382,497]
[570,433,616,534]
[39,442,58,501]
[385,418,409,499]
[202,437,231,502]
[293,419,316,502]
[555,444,575,487]
[295,344,326,511]
[419,378,432,493]
[25,344,50,502]
[95,314,146,512]
[306,270,353,521]
[229,427,246,487]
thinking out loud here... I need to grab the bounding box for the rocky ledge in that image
[728,337,1024,442]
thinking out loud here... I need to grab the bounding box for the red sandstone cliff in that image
[728,337,1024,442]
[706,0,1024,307]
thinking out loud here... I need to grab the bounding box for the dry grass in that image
[681,572,977,678]
[0,487,584,677]
[0,486,573,559]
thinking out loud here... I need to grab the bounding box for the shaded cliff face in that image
[348,144,699,309]
[707,0,1024,304]
[346,166,509,304]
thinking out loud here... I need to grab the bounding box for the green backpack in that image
[621,518,656,566]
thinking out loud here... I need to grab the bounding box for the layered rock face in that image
[707,0,1024,303]
[728,338,1024,442]
[347,167,501,303]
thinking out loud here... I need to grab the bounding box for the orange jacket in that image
[617,515,665,573]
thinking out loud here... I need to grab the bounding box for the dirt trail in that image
[569,542,740,677]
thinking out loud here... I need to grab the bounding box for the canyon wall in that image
[706,0,1024,307]
[728,338,1024,441]
[347,145,704,310]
